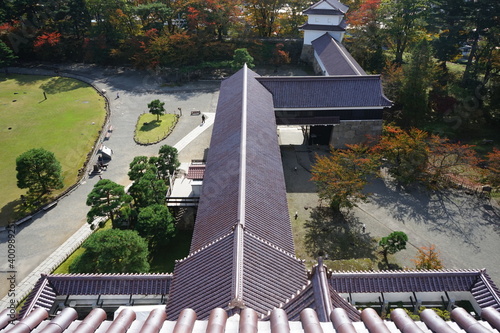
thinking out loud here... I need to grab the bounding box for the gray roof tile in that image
[312,33,366,75]
[257,76,392,109]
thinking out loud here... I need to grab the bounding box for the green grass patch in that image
[52,248,86,274]
[0,74,106,226]
[134,113,178,145]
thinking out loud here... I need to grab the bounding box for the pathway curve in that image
[0,65,219,307]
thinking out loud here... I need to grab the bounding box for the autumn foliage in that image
[412,244,443,269]
[486,148,500,188]
[311,144,377,212]
[373,125,481,188]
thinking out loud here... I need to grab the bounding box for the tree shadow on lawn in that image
[39,76,87,94]
[363,176,500,251]
[140,120,162,132]
[304,206,378,261]
[0,192,53,229]
[2,74,47,86]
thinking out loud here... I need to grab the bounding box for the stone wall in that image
[300,44,315,64]
[329,120,383,148]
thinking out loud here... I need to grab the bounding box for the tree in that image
[245,0,285,37]
[16,148,64,195]
[486,148,500,188]
[311,144,378,213]
[345,0,385,73]
[128,156,156,181]
[186,0,241,40]
[0,41,17,70]
[136,204,176,248]
[379,0,430,65]
[412,244,443,269]
[86,179,132,228]
[147,99,165,121]
[231,48,255,70]
[128,169,168,209]
[426,136,480,187]
[400,39,435,126]
[152,144,180,180]
[379,231,408,267]
[69,229,149,273]
[374,126,429,185]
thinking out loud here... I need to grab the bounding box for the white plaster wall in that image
[307,14,342,25]
[303,31,344,45]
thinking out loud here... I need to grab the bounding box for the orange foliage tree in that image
[373,126,429,185]
[427,135,481,186]
[374,125,480,188]
[486,148,500,188]
[311,144,378,212]
[412,244,443,269]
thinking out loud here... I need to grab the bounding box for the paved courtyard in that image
[280,138,500,286]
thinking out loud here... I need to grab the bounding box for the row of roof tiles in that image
[2,306,500,333]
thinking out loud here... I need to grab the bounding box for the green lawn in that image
[134,113,178,144]
[0,74,106,225]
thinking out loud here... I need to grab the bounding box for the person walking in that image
[201,114,206,124]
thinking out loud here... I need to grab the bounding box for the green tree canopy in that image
[136,204,175,248]
[16,148,64,195]
[231,48,255,70]
[0,41,17,69]
[151,144,180,180]
[86,179,132,228]
[128,169,168,209]
[147,99,166,121]
[69,229,150,273]
[379,231,408,266]
[128,156,157,181]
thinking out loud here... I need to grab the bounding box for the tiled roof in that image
[186,165,205,179]
[312,33,367,75]
[5,306,500,333]
[278,261,361,322]
[19,273,173,319]
[303,8,343,15]
[166,66,307,319]
[329,269,500,310]
[299,23,346,31]
[257,76,392,109]
[302,0,349,14]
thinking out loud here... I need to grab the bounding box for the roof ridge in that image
[329,269,482,276]
[244,230,305,262]
[176,231,234,264]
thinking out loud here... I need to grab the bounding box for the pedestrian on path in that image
[201,114,206,124]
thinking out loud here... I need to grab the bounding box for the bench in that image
[190,110,201,116]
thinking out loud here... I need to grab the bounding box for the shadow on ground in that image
[364,176,500,251]
[304,206,378,261]
[140,120,162,132]
[39,77,87,94]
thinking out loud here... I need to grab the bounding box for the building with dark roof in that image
[2,0,499,331]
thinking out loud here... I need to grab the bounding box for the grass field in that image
[0,74,106,225]
[134,113,178,144]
